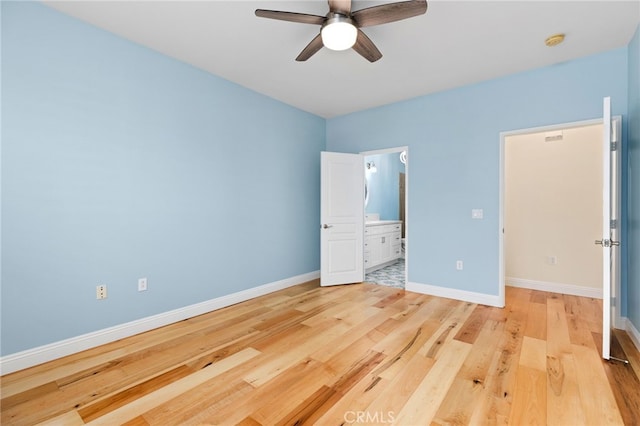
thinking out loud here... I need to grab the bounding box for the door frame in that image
[360,146,409,284]
[499,117,621,324]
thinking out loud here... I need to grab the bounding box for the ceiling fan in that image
[255,0,428,62]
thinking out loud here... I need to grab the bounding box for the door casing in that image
[499,117,622,324]
[360,146,409,286]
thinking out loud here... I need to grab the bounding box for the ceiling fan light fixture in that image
[321,14,357,51]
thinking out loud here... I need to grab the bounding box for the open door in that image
[320,152,365,286]
[597,97,621,360]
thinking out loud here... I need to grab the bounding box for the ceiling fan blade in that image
[352,30,382,62]
[328,0,351,15]
[296,34,324,61]
[352,0,427,27]
[255,9,326,25]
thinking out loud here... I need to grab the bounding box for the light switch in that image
[471,209,483,219]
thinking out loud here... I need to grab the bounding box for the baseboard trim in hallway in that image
[506,277,602,299]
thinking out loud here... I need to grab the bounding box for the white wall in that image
[505,124,603,291]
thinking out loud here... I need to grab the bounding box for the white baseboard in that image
[406,281,503,307]
[506,277,602,299]
[0,270,320,375]
[624,317,640,352]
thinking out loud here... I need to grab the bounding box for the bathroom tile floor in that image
[365,258,405,289]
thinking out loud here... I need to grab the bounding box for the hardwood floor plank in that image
[1,347,131,400]
[34,410,85,426]
[309,311,388,364]
[325,350,387,398]
[312,357,393,423]
[418,301,476,359]
[518,336,546,372]
[244,361,334,425]
[86,347,261,425]
[0,380,60,411]
[454,304,491,344]
[394,339,472,424]
[508,366,546,425]
[234,416,263,426]
[1,365,130,426]
[430,377,484,426]
[572,343,624,425]
[456,319,505,385]
[243,319,350,388]
[208,358,334,425]
[508,336,547,425]
[530,290,548,304]
[601,331,640,425]
[120,415,150,426]
[524,298,547,340]
[374,319,441,381]
[143,380,254,425]
[468,292,528,425]
[373,288,409,308]
[547,297,586,426]
[372,297,448,355]
[364,350,435,420]
[614,329,640,380]
[77,365,193,422]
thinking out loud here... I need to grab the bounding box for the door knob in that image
[595,239,618,247]
[322,224,333,229]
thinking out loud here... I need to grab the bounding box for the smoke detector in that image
[545,33,565,47]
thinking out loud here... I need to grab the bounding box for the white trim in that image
[0,270,319,375]
[360,146,409,157]
[614,312,626,330]
[406,281,502,307]
[506,277,602,299]
[624,317,640,352]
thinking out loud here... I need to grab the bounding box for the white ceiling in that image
[44,0,640,118]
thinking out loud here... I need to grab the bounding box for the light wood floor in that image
[2,281,639,425]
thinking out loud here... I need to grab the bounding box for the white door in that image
[320,152,365,286]
[598,97,621,360]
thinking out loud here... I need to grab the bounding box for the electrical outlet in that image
[456,260,463,270]
[548,256,557,265]
[138,277,148,292]
[96,284,107,300]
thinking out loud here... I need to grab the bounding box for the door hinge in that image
[611,141,618,151]
[611,117,620,143]
[610,219,617,229]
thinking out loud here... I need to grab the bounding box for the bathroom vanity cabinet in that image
[364,220,402,273]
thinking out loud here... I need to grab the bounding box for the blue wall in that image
[327,49,629,298]
[1,3,325,355]
[627,24,640,332]
[365,152,405,220]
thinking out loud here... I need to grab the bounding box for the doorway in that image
[361,146,408,289]
[499,117,621,327]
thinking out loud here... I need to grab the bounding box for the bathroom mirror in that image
[364,179,370,207]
